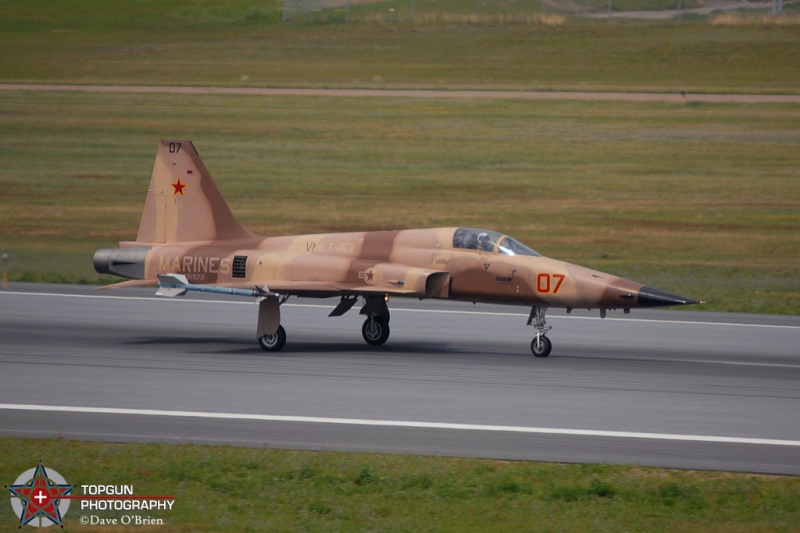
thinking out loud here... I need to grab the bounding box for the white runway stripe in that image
[2,404,799,447]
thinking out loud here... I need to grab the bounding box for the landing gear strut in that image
[361,297,391,346]
[528,306,552,357]
[257,295,288,352]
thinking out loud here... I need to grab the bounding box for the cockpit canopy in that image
[452,228,540,257]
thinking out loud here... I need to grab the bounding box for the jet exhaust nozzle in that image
[93,247,150,279]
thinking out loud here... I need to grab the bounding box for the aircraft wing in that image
[265,281,425,297]
[155,266,450,299]
[259,262,452,299]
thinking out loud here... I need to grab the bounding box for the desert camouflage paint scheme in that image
[94,140,698,356]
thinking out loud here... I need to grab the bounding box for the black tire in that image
[531,335,552,357]
[362,318,390,346]
[259,325,287,352]
[378,302,390,324]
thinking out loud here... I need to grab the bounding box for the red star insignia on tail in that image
[171,178,187,196]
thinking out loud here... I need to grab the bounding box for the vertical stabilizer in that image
[135,140,255,244]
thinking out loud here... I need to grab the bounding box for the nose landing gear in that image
[528,306,552,357]
[531,334,552,357]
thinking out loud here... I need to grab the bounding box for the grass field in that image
[2,1,800,93]
[1,90,798,313]
[2,438,799,532]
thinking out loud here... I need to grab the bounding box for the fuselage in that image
[96,226,667,311]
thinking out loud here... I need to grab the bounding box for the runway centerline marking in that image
[2,290,798,331]
[2,404,799,447]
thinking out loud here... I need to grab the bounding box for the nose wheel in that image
[528,306,553,357]
[531,334,552,357]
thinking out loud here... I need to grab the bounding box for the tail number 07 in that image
[537,273,565,294]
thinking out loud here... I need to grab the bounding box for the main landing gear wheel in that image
[362,318,390,346]
[531,335,552,358]
[259,325,287,352]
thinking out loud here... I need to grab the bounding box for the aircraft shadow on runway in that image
[121,335,734,370]
[125,335,527,358]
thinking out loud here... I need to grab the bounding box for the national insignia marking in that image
[171,178,187,196]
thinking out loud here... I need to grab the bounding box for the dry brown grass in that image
[362,12,567,25]
[711,12,800,26]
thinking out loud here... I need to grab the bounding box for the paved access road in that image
[2,83,799,103]
[1,284,798,474]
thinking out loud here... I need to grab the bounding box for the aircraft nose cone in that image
[638,286,699,307]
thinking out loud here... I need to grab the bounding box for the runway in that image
[1,284,799,475]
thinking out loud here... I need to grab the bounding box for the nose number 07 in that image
[537,273,565,294]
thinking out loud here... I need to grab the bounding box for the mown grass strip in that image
[1,438,799,532]
[1,0,799,93]
[1,90,798,313]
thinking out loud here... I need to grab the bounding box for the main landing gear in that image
[360,297,391,346]
[257,295,288,352]
[257,297,551,356]
[258,325,286,352]
[256,295,392,352]
[528,306,552,357]
[328,295,391,347]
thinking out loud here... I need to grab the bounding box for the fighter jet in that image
[94,140,698,356]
